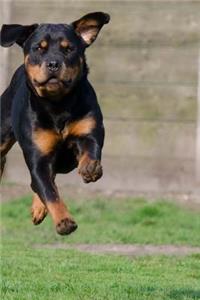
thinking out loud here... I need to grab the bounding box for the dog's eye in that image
[66,48,72,53]
[34,45,46,53]
[36,46,42,51]
[63,47,74,55]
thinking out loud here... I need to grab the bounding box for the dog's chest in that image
[53,112,72,134]
[33,111,95,155]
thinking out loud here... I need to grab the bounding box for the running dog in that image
[0,12,110,235]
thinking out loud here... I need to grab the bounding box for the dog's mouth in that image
[34,76,73,88]
[46,77,60,85]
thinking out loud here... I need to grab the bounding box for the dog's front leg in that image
[76,136,103,183]
[23,149,77,235]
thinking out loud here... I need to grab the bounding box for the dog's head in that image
[0,12,110,98]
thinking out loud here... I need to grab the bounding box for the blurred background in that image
[1,0,200,200]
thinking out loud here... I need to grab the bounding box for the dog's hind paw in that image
[56,218,78,235]
[31,194,48,225]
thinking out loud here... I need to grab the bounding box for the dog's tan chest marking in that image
[62,117,96,138]
[33,117,95,155]
[33,129,61,155]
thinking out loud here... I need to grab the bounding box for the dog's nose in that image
[47,61,60,72]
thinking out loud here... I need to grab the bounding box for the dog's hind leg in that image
[0,137,16,179]
[0,88,16,180]
[31,193,48,225]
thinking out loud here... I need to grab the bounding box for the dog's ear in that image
[0,24,38,47]
[72,12,110,47]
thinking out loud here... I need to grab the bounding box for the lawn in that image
[1,196,200,299]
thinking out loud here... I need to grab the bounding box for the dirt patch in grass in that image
[35,244,200,256]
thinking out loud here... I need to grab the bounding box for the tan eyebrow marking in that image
[40,40,48,49]
[60,40,69,48]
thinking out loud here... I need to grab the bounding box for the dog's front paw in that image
[78,158,103,183]
[56,218,78,235]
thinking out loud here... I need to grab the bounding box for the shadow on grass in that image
[168,289,200,299]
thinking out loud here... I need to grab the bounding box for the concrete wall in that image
[1,0,200,196]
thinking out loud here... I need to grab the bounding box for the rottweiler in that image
[0,12,110,235]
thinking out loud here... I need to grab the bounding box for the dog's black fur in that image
[0,12,110,235]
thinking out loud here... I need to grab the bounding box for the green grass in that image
[1,197,200,300]
[1,248,200,300]
[1,196,200,246]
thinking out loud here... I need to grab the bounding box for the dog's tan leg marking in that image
[47,200,77,235]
